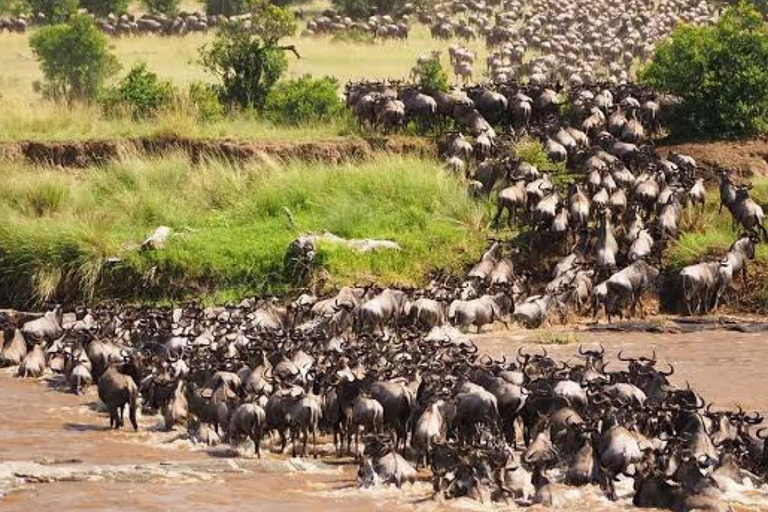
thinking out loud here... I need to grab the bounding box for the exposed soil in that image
[659,137,768,177]
[0,135,436,168]
[2,133,767,178]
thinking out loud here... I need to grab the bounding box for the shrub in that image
[29,15,120,101]
[26,0,78,23]
[640,3,768,138]
[188,81,224,121]
[0,0,28,16]
[80,0,130,17]
[411,53,449,93]
[204,0,255,16]
[142,0,181,15]
[264,75,343,125]
[200,0,297,110]
[333,0,435,17]
[102,63,175,119]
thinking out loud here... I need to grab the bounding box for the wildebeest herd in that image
[346,78,766,321]
[2,299,767,510]
[304,0,715,85]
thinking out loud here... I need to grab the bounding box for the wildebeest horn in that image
[617,350,631,362]
[757,427,768,439]
[659,363,674,376]
[578,344,586,356]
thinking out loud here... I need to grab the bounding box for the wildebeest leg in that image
[355,426,361,460]
[118,404,125,428]
[302,427,309,457]
[253,429,262,458]
[601,469,618,501]
[492,204,504,229]
[760,224,768,242]
[129,403,138,431]
[313,426,318,459]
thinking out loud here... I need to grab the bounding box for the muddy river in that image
[2,327,768,511]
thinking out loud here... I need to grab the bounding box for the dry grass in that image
[0,10,491,141]
[0,22,488,101]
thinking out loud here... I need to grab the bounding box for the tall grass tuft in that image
[0,154,488,306]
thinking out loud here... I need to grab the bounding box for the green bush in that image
[188,82,224,121]
[640,3,768,138]
[102,63,175,119]
[204,0,255,16]
[80,0,130,17]
[332,0,433,17]
[29,15,120,101]
[264,75,343,125]
[200,0,297,110]
[726,0,768,17]
[27,0,78,23]
[142,0,181,15]
[411,53,449,93]
[0,0,28,16]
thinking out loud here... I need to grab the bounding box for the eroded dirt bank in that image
[1,134,767,175]
[2,328,768,511]
[659,137,768,177]
[0,136,435,167]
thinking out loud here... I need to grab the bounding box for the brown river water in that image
[2,327,768,511]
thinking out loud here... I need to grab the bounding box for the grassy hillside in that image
[0,154,490,307]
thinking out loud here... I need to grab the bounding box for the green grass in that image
[535,330,580,345]
[0,153,490,307]
[667,182,768,270]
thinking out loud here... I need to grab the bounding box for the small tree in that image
[80,0,130,17]
[640,3,768,138]
[200,0,298,110]
[264,75,343,125]
[30,15,120,101]
[142,0,181,15]
[411,53,449,93]
[27,0,79,24]
[102,63,176,119]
